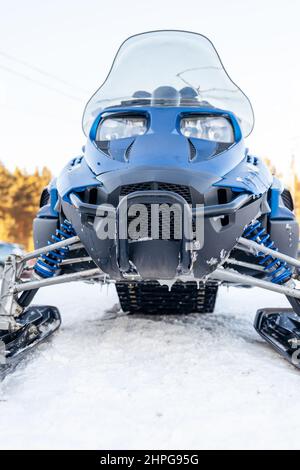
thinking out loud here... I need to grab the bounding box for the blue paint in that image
[52,104,278,205]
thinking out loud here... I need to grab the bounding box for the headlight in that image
[96,116,147,141]
[180,116,234,143]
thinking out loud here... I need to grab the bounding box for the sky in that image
[0,0,300,182]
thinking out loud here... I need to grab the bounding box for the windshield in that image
[83,30,254,137]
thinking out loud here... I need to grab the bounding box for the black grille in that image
[127,203,182,240]
[120,182,192,204]
[282,188,294,211]
[125,141,135,160]
[40,188,50,207]
[188,139,197,160]
[120,182,153,195]
[120,182,192,241]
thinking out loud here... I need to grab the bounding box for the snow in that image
[0,281,299,450]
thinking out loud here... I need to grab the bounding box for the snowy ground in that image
[0,281,299,450]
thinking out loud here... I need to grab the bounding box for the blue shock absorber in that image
[243,220,293,284]
[34,220,76,278]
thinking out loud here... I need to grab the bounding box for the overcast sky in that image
[0,0,299,181]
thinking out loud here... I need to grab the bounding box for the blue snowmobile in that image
[1,30,300,372]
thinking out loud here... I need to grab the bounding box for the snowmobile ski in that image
[254,308,300,369]
[0,305,61,379]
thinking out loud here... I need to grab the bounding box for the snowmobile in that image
[1,30,300,374]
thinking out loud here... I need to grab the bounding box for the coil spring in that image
[34,220,76,278]
[243,220,293,285]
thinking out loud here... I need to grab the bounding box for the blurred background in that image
[0,0,300,252]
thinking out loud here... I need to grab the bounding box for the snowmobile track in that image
[116,280,219,314]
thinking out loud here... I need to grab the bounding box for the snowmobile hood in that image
[82,30,254,137]
[83,105,246,181]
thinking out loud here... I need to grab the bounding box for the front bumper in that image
[62,189,262,281]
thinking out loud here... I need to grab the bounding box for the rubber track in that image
[116,281,218,314]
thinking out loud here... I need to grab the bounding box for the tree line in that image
[0,162,51,250]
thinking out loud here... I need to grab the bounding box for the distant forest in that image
[0,162,52,250]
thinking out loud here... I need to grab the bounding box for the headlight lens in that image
[180,116,234,143]
[96,116,147,141]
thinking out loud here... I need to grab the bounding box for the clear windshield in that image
[82,30,254,137]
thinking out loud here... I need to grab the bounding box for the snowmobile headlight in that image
[96,116,147,141]
[180,116,234,143]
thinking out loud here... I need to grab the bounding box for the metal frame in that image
[209,267,300,299]
[0,236,105,331]
[22,236,80,262]
[237,237,300,269]
[69,190,254,219]
[1,234,300,332]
